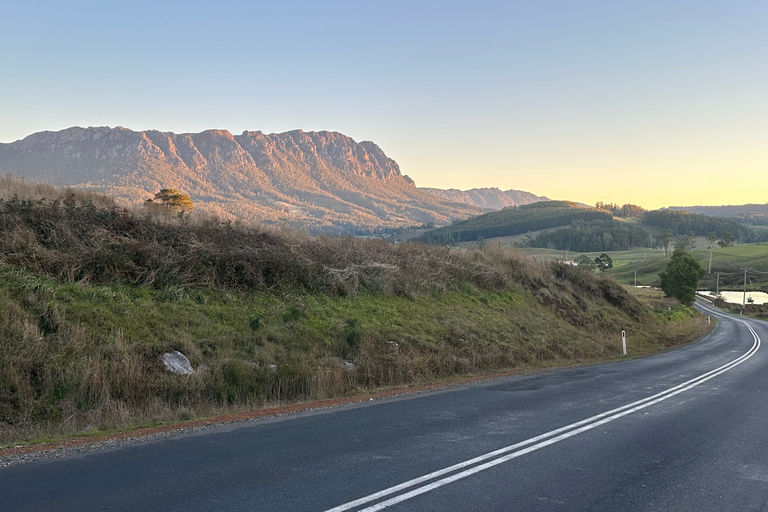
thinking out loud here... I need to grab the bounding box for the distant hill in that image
[419,187,548,210]
[667,204,768,217]
[418,201,612,244]
[666,204,768,227]
[0,126,485,234]
[642,210,760,240]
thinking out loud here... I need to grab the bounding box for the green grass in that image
[606,243,768,288]
[0,256,711,445]
[511,247,664,269]
[509,242,768,289]
[0,185,715,445]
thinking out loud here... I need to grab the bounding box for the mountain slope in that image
[420,187,548,209]
[0,126,482,234]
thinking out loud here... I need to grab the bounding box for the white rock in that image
[333,358,357,372]
[161,351,194,375]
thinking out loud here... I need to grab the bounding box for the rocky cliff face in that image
[419,187,547,210]
[0,126,477,234]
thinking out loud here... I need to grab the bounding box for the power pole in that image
[634,270,637,287]
[716,271,720,295]
[741,267,749,310]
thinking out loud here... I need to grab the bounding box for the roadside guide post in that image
[621,330,627,356]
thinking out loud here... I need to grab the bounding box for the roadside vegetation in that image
[0,178,711,445]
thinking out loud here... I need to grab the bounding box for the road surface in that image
[2,301,767,511]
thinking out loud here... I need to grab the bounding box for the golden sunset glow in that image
[1,2,766,208]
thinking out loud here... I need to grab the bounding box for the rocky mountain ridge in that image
[419,187,548,210]
[0,126,487,233]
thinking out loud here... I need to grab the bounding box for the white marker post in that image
[621,330,627,355]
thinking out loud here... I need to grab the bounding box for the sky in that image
[1,0,766,209]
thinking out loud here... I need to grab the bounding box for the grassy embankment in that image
[0,178,710,445]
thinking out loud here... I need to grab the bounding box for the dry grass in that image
[0,177,711,444]
[0,175,115,207]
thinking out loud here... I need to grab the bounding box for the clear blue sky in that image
[1,1,766,208]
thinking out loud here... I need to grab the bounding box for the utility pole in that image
[741,267,749,310]
[634,270,637,287]
[716,271,720,295]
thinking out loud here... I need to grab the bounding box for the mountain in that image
[0,126,484,234]
[419,187,547,209]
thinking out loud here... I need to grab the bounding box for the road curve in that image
[2,302,767,511]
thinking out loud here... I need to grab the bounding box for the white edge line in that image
[360,321,760,511]
[325,313,758,512]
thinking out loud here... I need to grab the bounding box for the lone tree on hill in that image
[706,231,717,273]
[657,229,673,255]
[659,249,705,306]
[576,254,596,270]
[145,189,194,214]
[718,231,735,248]
[594,253,613,272]
[674,234,695,251]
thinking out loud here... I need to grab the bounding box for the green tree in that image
[657,229,673,255]
[576,254,596,270]
[659,249,705,305]
[594,253,613,271]
[705,231,717,273]
[674,234,695,251]
[145,189,194,214]
[718,231,734,248]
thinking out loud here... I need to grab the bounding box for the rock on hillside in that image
[420,187,547,210]
[0,126,482,234]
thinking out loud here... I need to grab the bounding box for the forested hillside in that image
[524,220,652,252]
[418,201,612,244]
[642,210,760,242]
[728,213,768,226]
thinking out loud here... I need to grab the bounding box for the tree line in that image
[594,202,646,218]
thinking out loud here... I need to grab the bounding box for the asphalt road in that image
[2,301,767,511]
